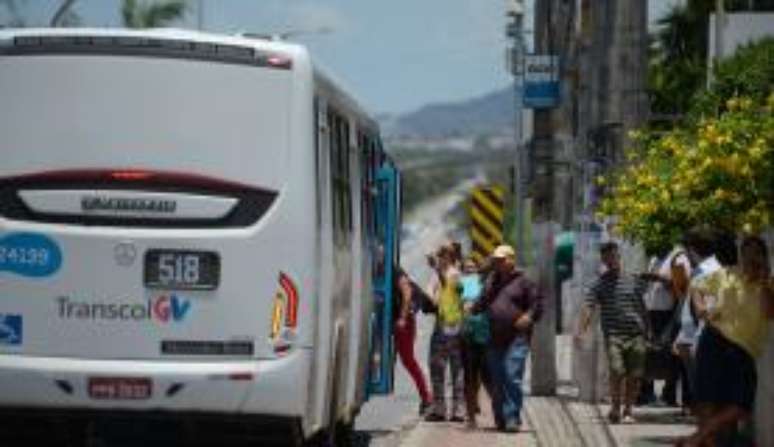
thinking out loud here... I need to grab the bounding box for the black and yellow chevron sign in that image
[469,185,505,264]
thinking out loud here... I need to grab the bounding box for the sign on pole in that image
[523,55,560,108]
[469,185,505,264]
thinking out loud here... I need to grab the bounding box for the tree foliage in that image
[600,94,774,252]
[122,0,187,29]
[648,0,774,116]
[689,37,774,121]
[602,38,774,252]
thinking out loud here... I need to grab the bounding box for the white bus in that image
[0,28,399,445]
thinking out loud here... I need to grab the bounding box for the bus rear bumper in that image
[0,348,312,417]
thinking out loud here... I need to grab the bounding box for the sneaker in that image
[419,401,432,416]
[503,422,521,433]
[622,412,635,424]
[424,413,445,423]
[449,415,465,423]
[607,409,621,424]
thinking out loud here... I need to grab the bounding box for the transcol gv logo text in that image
[56,294,191,324]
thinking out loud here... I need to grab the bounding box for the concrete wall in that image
[708,13,774,62]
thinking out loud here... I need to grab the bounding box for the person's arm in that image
[515,279,544,330]
[691,287,711,320]
[427,272,440,305]
[397,275,413,324]
[576,281,598,335]
[638,272,671,287]
[472,273,495,314]
[577,303,594,334]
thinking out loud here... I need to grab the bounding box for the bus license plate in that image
[88,377,152,400]
[144,250,220,290]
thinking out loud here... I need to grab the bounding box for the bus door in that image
[367,164,399,395]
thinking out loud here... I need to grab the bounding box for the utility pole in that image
[573,0,648,402]
[709,0,726,86]
[506,0,526,266]
[529,0,578,397]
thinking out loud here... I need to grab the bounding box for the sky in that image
[3,0,680,115]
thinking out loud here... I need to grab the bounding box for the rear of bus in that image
[0,29,317,433]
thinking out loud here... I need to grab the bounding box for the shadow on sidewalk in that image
[628,409,694,426]
[631,435,685,445]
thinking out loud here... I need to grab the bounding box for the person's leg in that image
[678,359,693,412]
[638,379,655,406]
[479,344,492,394]
[485,346,506,430]
[623,376,641,420]
[682,405,748,447]
[462,339,477,424]
[471,344,485,414]
[623,336,646,419]
[395,318,432,406]
[606,336,625,422]
[662,350,680,406]
[500,337,530,430]
[449,335,465,421]
[608,374,623,423]
[427,331,447,420]
[650,310,678,405]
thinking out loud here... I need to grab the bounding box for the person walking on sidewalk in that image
[578,241,649,424]
[460,258,492,429]
[639,244,692,407]
[678,236,774,447]
[672,227,723,420]
[474,244,543,432]
[394,267,433,415]
[425,245,465,422]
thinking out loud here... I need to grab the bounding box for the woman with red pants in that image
[395,267,433,415]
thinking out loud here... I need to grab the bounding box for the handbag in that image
[411,281,437,314]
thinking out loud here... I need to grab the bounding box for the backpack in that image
[392,270,436,322]
[463,313,490,345]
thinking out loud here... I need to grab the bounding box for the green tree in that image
[121,0,188,29]
[603,38,774,248]
[648,0,774,116]
[689,37,774,120]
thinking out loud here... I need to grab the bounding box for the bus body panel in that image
[0,349,311,415]
[0,28,391,441]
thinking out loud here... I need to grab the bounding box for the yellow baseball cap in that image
[492,244,516,259]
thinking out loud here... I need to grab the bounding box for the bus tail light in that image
[270,293,284,340]
[279,273,298,328]
[270,272,299,354]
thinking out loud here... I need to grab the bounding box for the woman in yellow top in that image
[425,244,465,422]
[679,236,774,447]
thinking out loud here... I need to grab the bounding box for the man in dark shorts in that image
[577,241,649,424]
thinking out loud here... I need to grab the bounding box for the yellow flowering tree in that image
[600,93,774,251]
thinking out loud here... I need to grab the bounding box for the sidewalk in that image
[393,336,696,447]
[398,392,538,447]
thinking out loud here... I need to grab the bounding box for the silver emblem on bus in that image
[114,242,137,267]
